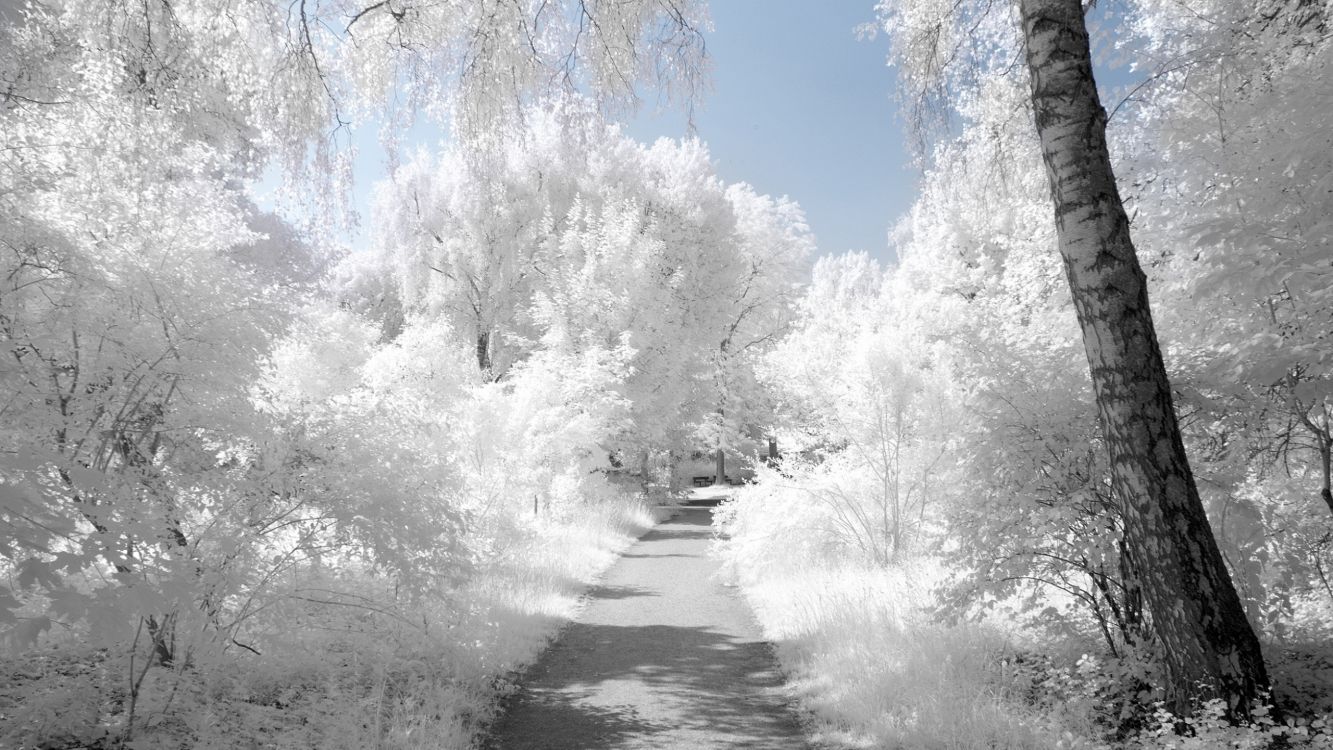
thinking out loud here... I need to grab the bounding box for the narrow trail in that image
[483,504,811,750]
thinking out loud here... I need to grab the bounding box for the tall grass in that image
[714,483,1086,749]
[714,474,1333,749]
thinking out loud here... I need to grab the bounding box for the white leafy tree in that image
[873,0,1275,713]
[760,252,958,566]
[365,104,813,487]
[0,2,711,744]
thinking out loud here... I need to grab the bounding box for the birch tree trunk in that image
[476,330,491,372]
[714,405,728,485]
[1018,0,1270,717]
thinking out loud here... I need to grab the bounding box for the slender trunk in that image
[145,614,176,666]
[476,330,491,372]
[881,422,892,565]
[1019,0,1269,717]
[1293,398,1332,514]
[714,406,727,485]
[667,449,680,493]
[1316,433,1332,515]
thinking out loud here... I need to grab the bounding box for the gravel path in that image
[483,505,811,750]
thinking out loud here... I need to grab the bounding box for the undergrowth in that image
[713,480,1333,750]
[0,496,654,749]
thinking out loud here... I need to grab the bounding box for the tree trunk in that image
[476,330,491,372]
[1018,0,1270,718]
[1310,424,1333,515]
[714,405,728,485]
[667,449,680,493]
[1319,436,1333,515]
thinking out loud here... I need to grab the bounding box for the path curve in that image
[483,506,810,750]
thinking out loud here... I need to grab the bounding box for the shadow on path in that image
[483,508,808,750]
[584,584,658,600]
[486,624,797,749]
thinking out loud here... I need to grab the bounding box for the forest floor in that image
[481,499,812,750]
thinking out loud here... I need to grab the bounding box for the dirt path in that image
[483,505,811,750]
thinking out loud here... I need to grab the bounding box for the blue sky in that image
[622,3,914,263]
[265,4,1152,267]
[324,3,915,264]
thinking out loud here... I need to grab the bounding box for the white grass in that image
[727,559,1077,749]
[0,497,656,749]
[352,499,657,749]
[713,480,1088,749]
[713,477,1333,750]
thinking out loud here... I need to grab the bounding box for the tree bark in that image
[640,450,652,491]
[1318,437,1333,515]
[476,331,491,372]
[667,449,680,493]
[714,405,728,485]
[1018,0,1270,718]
